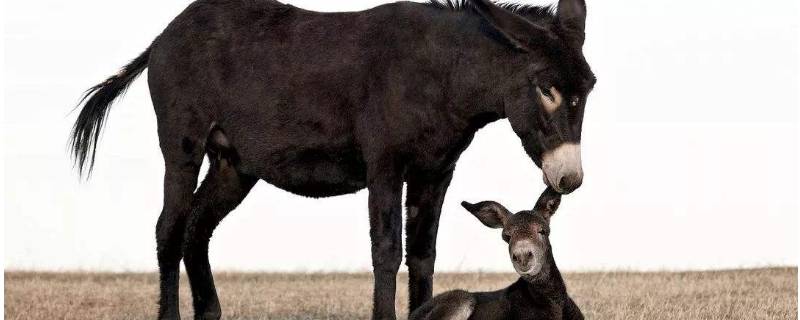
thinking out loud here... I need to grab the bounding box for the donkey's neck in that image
[447,45,525,121]
[519,251,567,301]
[427,11,535,122]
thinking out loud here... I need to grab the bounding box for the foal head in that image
[469,0,596,193]
[461,188,561,278]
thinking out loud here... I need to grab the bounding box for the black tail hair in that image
[69,47,151,177]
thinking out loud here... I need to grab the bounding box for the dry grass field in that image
[5,267,797,320]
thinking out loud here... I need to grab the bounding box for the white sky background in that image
[3,0,798,272]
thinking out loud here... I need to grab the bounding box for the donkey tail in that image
[69,47,151,177]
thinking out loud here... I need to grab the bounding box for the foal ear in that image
[534,187,562,220]
[471,0,556,51]
[461,200,511,228]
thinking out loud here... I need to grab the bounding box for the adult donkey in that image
[70,0,595,319]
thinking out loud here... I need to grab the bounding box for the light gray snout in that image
[541,142,583,194]
[510,240,542,276]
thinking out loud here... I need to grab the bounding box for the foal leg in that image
[405,169,454,313]
[183,155,256,320]
[367,160,404,320]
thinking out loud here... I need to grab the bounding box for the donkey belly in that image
[250,146,368,198]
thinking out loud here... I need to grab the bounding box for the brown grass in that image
[5,267,797,320]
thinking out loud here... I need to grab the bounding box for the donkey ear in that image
[461,200,511,228]
[557,0,587,48]
[471,0,556,51]
[534,187,562,220]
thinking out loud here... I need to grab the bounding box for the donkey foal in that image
[409,188,583,320]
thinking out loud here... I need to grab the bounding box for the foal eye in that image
[570,97,580,107]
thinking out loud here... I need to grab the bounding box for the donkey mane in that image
[427,0,556,23]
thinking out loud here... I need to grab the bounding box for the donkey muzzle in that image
[541,142,583,194]
[510,240,543,276]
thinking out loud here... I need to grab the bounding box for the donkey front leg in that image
[367,164,404,320]
[182,157,256,320]
[405,169,454,312]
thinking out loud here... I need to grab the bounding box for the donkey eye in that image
[540,89,555,102]
[571,97,580,107]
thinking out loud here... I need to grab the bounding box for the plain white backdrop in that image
[3,0,798,272]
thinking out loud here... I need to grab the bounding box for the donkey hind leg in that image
[183,152,256,320]
[427,291,475,320]
[408,290,475,320]
[156,130,206,320]
[157,163,201,320]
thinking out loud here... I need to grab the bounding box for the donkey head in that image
[472,0,596,194]
[461,188,561,278]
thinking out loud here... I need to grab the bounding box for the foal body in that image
[410,189,583,320]
[410,260,582,320]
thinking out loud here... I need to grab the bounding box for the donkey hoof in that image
[157,309,180,320]
[195,306,221,320]
[196,313,221,320]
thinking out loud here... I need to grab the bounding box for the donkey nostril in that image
[558,174,582,193]
[525,252,533,260]
[558,176,570,190]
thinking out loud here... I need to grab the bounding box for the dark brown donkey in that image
[68,0,595,319]
[410,188,582,320]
